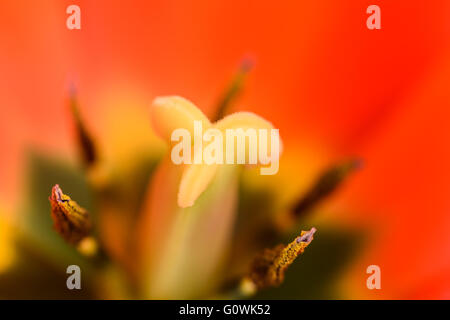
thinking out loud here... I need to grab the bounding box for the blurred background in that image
[1,0,450,299]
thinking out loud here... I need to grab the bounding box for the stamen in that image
[69,90,97,167]
[213,57,254,122]
[49,184,92,245]
[292,159,362,217]
[243,227,317,293]
[297,227,316,243]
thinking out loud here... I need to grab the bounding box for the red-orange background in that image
[1,0,450,298]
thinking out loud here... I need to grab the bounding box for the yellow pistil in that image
[150,96,282,208]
